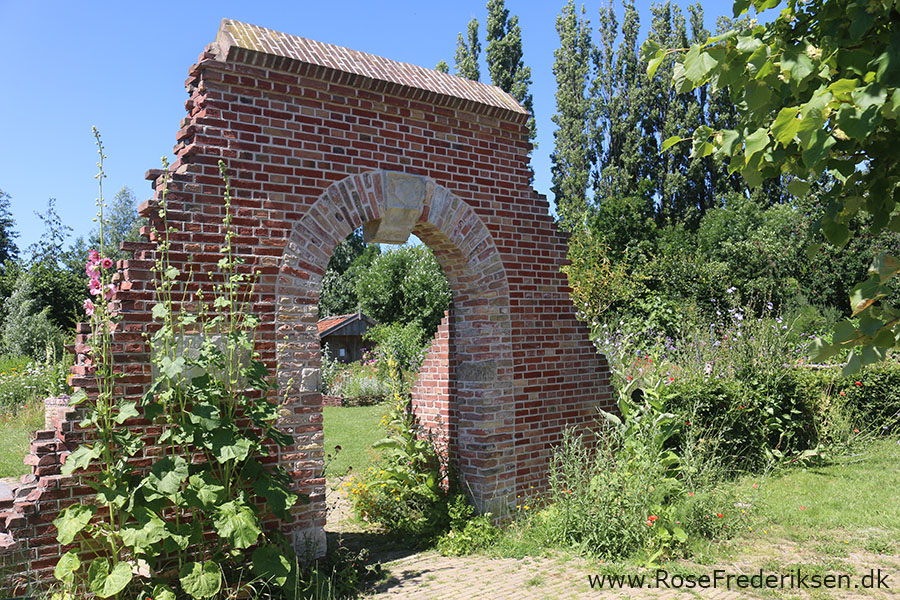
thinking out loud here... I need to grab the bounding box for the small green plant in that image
[435,495,498,556]
[345,354,451,538]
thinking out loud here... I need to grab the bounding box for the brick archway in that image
[0,19,613,583]
[275,169,515,549]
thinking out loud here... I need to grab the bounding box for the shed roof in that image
[215,19,528,116]
[317,312,377,338]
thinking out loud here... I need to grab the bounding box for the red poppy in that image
[839,391,846,396]
[855,381,862,386]
[648,515,658,522]
[716,513,724,518]
[800,506,806,510]
[669,377,675,382]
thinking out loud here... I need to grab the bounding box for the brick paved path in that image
[364,549,899,599]
[326,481,899,600]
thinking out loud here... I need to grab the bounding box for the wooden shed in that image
[317,312,377,363]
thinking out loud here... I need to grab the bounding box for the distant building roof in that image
[317,312,377,338]
[215,19,528,117]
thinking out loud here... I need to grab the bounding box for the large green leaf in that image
[187,473,226,509]
[772,107,802,146]
[61,444,101,476]
[54,505,96,545]
[54,550,81,585]
[211,430,253,463]
[88,559,133,599]
[744,127,770,164]
[143,456,189,501]
[683,45,719,84]
[120,508,167,552]
[870,253,900,282]
[213,501,261,549]
[151,584,177,600]
[850,277,890,315]
[179,562,222,599]
[252,544,292,587]
[252,472,298,519]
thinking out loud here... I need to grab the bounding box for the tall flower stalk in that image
[53,139,301,599]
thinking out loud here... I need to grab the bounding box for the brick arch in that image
[275,169,516,549]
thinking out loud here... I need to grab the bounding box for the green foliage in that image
[327,361,392,405]
[650,0,900,367]
[356,244,450,338]
[1,273,66,361]
[435,60,450,74]
[0,189,19,265]
[318,230,379,318]
[822,362,900,434]
[346,357,452,539]
[54,144,301,599]
[435,495,499,556]
[87,186,146,263]
[518,411,737,564]
[25,199,85,331]
[454,18,481,81]
[485,0,536,145]
[365,321,428,373]
[550,1,594,228]
[320,344,342,396]
[0,355,69,411]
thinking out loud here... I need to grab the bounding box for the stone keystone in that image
[363,172,433,244]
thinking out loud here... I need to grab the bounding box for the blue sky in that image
[0,0,738,253]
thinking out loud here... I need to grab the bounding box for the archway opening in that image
[316,230,452,539]
[275,170,517,554]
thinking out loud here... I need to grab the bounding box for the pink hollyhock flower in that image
[104,283,117,300]
[89,278,102,295]
[85,262,99,277]
[101,257,114,269]
[83,299,94,316]
[88,249,100,263]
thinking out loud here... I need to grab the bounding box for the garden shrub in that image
[825,361,900,434]
[345,355,455,540]
[0,355,70,411]
[328,362,391,405]
[665,370,820,471]
[1,273,67,361]
[518,380,739,564]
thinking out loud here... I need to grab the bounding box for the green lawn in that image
[0,403,43,479]
[737,438,900,548]
[323,403,390,478]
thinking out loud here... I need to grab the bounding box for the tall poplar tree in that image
[454,18,481,81]
[0,189,19,266]
[485,0,537,144]
[550,1,594,230]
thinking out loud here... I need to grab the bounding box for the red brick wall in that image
[0,22,613,586]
